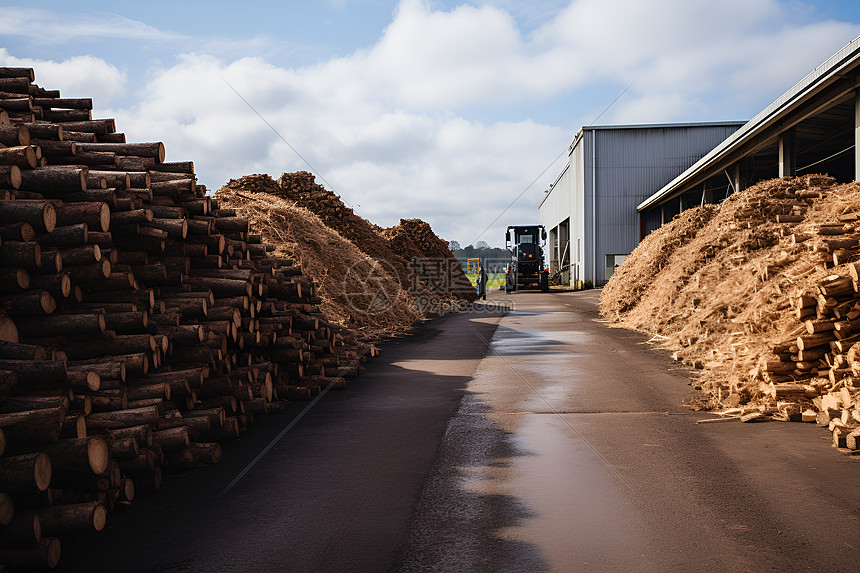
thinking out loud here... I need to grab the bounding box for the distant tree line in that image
[449,241,510,273]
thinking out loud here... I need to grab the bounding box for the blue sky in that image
[2,0,860,245]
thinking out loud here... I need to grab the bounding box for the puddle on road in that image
[453,306,650,570]
[490,326,588,357]
[463,412,647,570]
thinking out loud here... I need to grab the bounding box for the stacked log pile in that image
[599,174,860,452]
[0,67,376,569]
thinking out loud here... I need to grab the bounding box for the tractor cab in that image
[505,225,549,293]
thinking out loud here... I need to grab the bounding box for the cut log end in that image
[87,436,109,475]
[10,165,21,190]
[47,537,61,568]
[43,203,57,234]
[92,504,106,532]
[0,492,12,525]
[0,313,19,343]
[34,452,51,492]
[39,291,57,314]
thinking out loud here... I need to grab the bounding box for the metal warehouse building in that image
[538,122,744,287]
[639,35,860,228]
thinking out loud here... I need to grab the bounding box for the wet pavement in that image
[61,289,860,572]
[60,308,505,572]
[393,289,860,572]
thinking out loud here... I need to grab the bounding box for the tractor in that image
[504,225,549,293]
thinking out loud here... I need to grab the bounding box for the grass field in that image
[466,273,505,289]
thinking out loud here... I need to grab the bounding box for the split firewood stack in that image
[757,213,860,440]
[0,66,377,569]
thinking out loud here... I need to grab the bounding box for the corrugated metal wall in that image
[539,123,742,286]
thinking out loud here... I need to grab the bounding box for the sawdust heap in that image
[600,175,860,432]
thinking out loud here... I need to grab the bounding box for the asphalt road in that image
[61,290,860,572]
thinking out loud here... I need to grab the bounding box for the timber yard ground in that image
[62,290,860,572]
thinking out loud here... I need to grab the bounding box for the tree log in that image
[44,436,110,475]
[58,119,115,135]
[37,223,88,247]
[67,361,125,383]
[152,426,189,453]
[17,313,104,337]
[0,241,40,269]
[62,130,95,143]
[0,359,65,384]
[104,424,151,448]
[0,125,29,146]
[77,142,164,161]
[29,502,106,535]
[0,145,38,169]
[180,407,225,428]
[55,202,109,233]
[0,340,45,360]
[60,414,87,439]
[57,244,100,266]
[0,537,61,570]
[0,394,68,414]
[0,222,36,242]
[38,249,62,274]
[29,272,71,299]
[64,259,111,284]
[0,452,51,492]
[30,139,77,157]
[0,290,56,315]
[23,123,63,141]
[111,209,152,225]
[0,165,22,189]
[0,201,55,233]
[185,276,251,297]
[19,166,86,193]
[0,267,28,294]
[85,405,159,430]
[86,170,128,189]
[198,416,239,442]
[64,188,117,207]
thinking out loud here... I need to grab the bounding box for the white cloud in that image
[555,0,860,123]
[0,7,185,43]
[103,52,565,243]
[0,49,128,105]
[7,0,860,244]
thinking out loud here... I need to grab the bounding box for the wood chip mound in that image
[276,172,476,307]
[600,174,860,451]
[217,173,475,340]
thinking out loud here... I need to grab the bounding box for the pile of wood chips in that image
[217,176,422,340]
[601,174,860,451]
[219,172,477,336]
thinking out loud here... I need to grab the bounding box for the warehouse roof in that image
[637,34,860,212]
[540,121,747,208]
[565,120,747,152]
